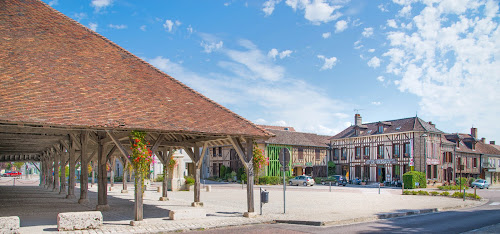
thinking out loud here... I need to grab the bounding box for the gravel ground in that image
[0,178,483,233]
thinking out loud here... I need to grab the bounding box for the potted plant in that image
[361,179,366,185]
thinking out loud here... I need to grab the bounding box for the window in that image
[212,148,216,157]
[378,126,384,133]
[298,148,304,160]
[355,147,361,159]
[377,145,384,159]
[341,147,347,160]
[393,144,400,158]
[467,158,471,169]
[363,146,370,159]
[403,143,411,158]
[396,126,401,130]
[218,147,222,157]
[473,158,477,168]
[333,148,340,160]
[315,149,320,160]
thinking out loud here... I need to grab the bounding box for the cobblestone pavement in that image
[0,178,484,233]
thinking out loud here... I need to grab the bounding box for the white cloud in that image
[201,41,223,53]
[335,20,348,33]
[140,25,147,31]
[187,25,193,34]
[398,5,412,17]
[371,101,382,106]
[368,48,375,53]
[91,0,112,11]
[384,0,500,141]
[108,24,127,29]
[88,22,98,32]
[164,20,181,33]
[147,54,348,136]
[284,0,343,24]
[269,49,293,60]
[362,27,374,37]
[387,19,398,28]
[317,55,338,70]
[222,40,285,81]
[354,40,363,50]
[377,76,385,82]
[322,32,331,38]
[263,0,282,16]
[367,56,381,68]
[48,0,58,6]
[73,13,87,22]
[378,4,389,12]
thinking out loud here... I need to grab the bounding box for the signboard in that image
[365,159,397,165]
[305,162,313,167]
[279,148,291,166]
[409,158,414,166]
[426,158,440,165]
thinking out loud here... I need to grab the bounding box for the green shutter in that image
[266,144,292,177]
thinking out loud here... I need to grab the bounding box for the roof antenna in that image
[415,111,418,117]
[354,109,364,114]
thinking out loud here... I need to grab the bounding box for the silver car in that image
[289,176,315,186]
[471,179,490,189]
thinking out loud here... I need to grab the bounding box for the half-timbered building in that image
[330,114,443,183]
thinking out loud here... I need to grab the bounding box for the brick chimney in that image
[490,141,496,145]
[428,121,435,127]
[471,127,478,139]
[355,114,362,126]
[481,138,485,143]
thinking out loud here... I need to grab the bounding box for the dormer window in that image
[378,126,384,133]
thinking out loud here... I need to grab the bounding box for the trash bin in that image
[260,190,269,203]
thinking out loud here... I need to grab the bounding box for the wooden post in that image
[91,161,95,187]
[194,146,201,204]
[246,139,255,214]
[110,157,115,189]
[49,154,54,189]
[59,145,67,195]
[134,173,143,221]
[78,131,89,204]
[121,157,128,193]
[158,149,172,201]
[96,133,110,211]
[67,137,76,199]
[53,147,60,192]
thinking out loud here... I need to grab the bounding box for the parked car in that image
[471,179,490,189]
[3,171,21,177]
[320,176,337,185]
[289,175,315,186]
[332,175,347,186]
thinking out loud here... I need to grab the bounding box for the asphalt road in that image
[185,188,500,234]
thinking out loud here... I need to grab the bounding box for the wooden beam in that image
[106,130,131,164]
[227,136,249,169]
[183,146,195,162]
[150,134,165,155]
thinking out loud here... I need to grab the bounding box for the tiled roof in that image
[257,125,296,132]
[0,0,271,138]
[444,133,500,155]
[262,129,330,148]
[330,117,443,140]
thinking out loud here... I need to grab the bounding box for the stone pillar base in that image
[191,202,203,207]
[206,185,211,192]
[78,198,89,204]
[130,220,147,226]
[52,188,60,193]
[65,194,76,199]
[157,187,161,193]
[159,197,169,201]
[121,189,128,193]
[243,212,257,218]
[59,189,67,195]
[95,204,110,211]
[109,187,113,191]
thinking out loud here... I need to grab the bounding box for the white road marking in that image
[489,202,500,205]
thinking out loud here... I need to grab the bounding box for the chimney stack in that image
[355,114,362,126]
[490,141,496,145]
[428,121,435,127]
[481,138,485,143]
[471,127,478,139]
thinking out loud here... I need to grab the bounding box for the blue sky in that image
[44,0,500,142]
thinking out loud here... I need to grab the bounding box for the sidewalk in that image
[0,178,484,233]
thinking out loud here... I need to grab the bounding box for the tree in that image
[13,162,25,171]
[327,161,336,177]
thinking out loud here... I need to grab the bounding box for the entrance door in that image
[295,167,303,176]
[305,167,313,176]
[377,165,385,183]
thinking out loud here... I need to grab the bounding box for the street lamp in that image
[421,134,428,180]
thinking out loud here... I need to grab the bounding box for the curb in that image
[274,200,488,227]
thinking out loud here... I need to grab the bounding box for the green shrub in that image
[441,191,450,196]
[155,174,164,182]
[456,177,468,186]
[439,185,469,191]
[184,176,195,185]
[451,192,463,198]
[430,191,439,196]
[241,172,247,183]
[466,193,481,200]
[403,190,412,195]
[260,176,283,185]
[418,190,429,195]
[411,191,418,195]
[114,176,123,182]
[236,168,245,180]
[403,171,426,189]
[220,165,226,179]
